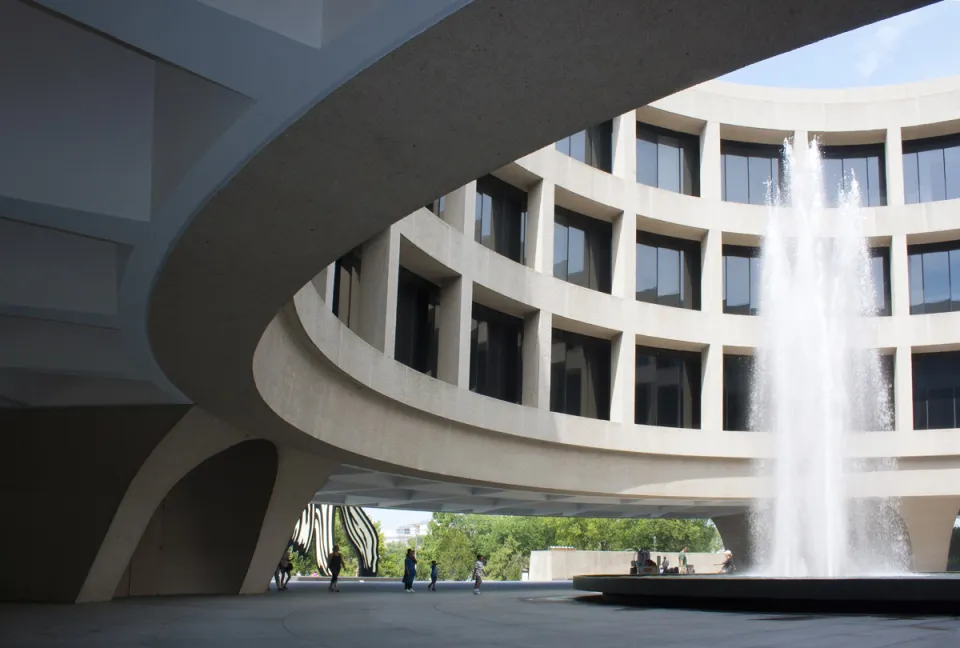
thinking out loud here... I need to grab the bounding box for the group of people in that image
[634,546,737,575]
[403,549,485,594]
[274,545,345,592]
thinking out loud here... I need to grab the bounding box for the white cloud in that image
[855,13,922,81]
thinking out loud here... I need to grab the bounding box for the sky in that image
[367,2,960,534]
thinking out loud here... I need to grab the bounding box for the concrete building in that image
[1,0,953,603]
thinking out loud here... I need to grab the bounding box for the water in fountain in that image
[750,138,908,577]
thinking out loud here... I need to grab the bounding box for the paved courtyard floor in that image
[2,581,959,647]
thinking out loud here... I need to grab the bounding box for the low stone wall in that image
[529,549,723,580]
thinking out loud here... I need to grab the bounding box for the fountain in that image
[573,139,960,612]
[751,138,908,577]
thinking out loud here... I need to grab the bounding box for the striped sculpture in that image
[290,504,380,577]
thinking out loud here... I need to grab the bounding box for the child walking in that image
[473,554,484,595]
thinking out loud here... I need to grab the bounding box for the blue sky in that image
[367,3,960,534]
[722,1,960,88]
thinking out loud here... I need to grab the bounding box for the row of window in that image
[334,256,960,430]
[555,122,960,207]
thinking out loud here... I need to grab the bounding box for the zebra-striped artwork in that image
[288,504,380,577]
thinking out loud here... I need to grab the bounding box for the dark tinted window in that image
[869,247,892,317]
[636,231,701,310]
[474,175,527,263]
[470,304,523,404]
[903,134,960,204]
[635,346,701,429]
[395,268,440,377]
[907,241,960,314]
[723,355,754,431]
[556,121,613,172]
[820,144,886,207]
[722,245,760,315]
[913,351,960,430]
[425,195,445,218]
[554,207,612,293]
[550,329,611,420]
[636,123,699,196]
[332,247,362,330]
[721,141,784,205]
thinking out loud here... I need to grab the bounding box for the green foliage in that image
[403,513,720,581]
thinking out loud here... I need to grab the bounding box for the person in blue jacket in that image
[403,548,418,593]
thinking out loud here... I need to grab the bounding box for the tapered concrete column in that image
[240,448,337,594]
[885,126,905,207]
[610,332,636,424]
[442,180,477,234]
[612,211,637,300]
[699,120,722,201]
[612,109,637,182]
[894,345,914,433]
[359,226,400,356]
[437,276,472,388]
[311,263,337,311]
[701,229,724,315]
[522,309,552,409]
[900,497,960,572]
[701,342,724,432]
[526,179,555,274]
[712,512,754,570]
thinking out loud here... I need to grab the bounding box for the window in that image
[723,355,754,431]
[722,245,760,315]
[635,345,701,428]
[820,145,886,207]
[913,351,960,430]
[470,304,523,404]
[636,123,699,196]
[635,232,700,310]
[556,121,612,172]
[554,207,612,293]
[903,134,960,204]
[425,195,445,218]
[332,247,362,330]
[474,175,527,263]
[550,329,611,420]
[907,241,960,314]
[721,141,784,205]
[869,247,892,317]
[395,268,440,377]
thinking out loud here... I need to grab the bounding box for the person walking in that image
[327,545,343,592]
[678,546,689,575]
[428,561,438,591]
[472,554,484,595]
[276,550,293,591]
[403,548,418,593]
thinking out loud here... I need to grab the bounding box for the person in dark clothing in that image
[328,545,343,592]
[428,561,438,591]
[403,549,418,593]
[716,550,736,574]
[276,550,292,591]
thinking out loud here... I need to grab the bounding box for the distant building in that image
[384,521,431,545]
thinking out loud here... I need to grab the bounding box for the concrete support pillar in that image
[526,179,555,274]
[612,109,637,182]
[359,226,400,356]
[612,211,637,300]
[311,263,337,311]
[239,448,336,594]
[522,310,552,409]
[610,332,636,424]
[890,234,910,318]
[894,345,914,433]
[701,343,724,432]
[701,229,724,315]
[437,276,473,388]
[900,497,960,572]
[442,180,477,234]
[712,512,755,571]
[699,120,722,201]
[885,126,905,207]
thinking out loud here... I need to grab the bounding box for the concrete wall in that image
[529,550,723,581]
[115,440,277,597]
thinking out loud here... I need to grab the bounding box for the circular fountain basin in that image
[573,574,960,614]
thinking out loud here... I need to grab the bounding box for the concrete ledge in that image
[573,574,960,614]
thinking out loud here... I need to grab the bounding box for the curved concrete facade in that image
[4,0,955,602]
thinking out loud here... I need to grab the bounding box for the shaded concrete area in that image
[2,582,958,647]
